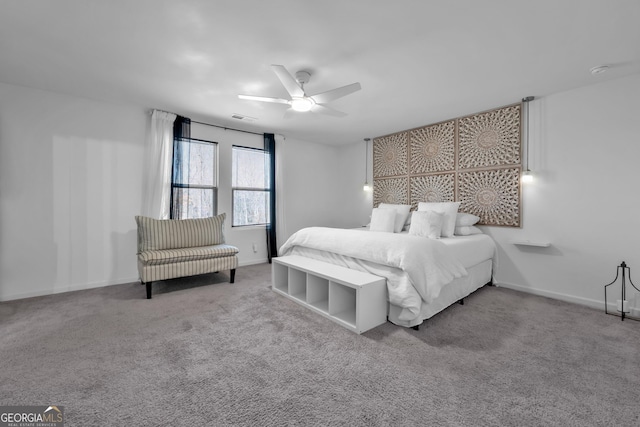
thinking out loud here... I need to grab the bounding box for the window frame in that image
[231,145,271,228]
[170,137,219,220]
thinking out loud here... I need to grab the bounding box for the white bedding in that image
[279,227,477,321]
[438,234,496,268]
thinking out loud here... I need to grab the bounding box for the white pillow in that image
[378,203,411,233]
[454,225,483,236]
[409,211,444,239]
[369,208,396,233]
[402,211,414,231]
[456,213,480,227]
[417,202,460,238]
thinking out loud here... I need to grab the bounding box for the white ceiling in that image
[1,0,639,145]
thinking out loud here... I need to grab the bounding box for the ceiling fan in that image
[238,64,361,117]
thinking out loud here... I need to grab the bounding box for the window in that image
[171,138,218,219]
[232,146,270,227]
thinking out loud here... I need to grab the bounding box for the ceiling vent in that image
[590,65,609,75]
[231,113,257,122]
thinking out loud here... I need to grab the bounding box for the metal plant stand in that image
[604,261,640,321]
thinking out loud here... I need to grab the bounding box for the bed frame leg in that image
[412,325,419,331]
[459,298,464,305]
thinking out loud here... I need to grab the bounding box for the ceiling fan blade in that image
[238,94,290,105]
[311,104,348,117]
[310,82,361,104]
[271,64,305,98]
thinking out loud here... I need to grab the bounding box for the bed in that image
[278,226,496,329]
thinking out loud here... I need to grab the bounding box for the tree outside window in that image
[171,138,218,219]
[232,146,270,227]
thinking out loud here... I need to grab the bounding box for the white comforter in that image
[279,227,468,320]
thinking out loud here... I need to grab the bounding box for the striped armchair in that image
[135,213,238,299]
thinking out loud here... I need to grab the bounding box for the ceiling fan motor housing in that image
[295,70,311,85]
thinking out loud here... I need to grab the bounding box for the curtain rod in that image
[191,120,263,136]
[149,109,282,138]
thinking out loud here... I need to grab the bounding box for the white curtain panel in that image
[275,134,287,248]
[142,110,176,219]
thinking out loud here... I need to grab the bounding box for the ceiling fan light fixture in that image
[290,97,315,112]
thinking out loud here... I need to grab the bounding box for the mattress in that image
[285,234,494,287]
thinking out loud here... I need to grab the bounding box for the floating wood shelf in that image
[512,240,551,247]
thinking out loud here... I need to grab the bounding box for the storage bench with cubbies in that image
[271,255,387,334]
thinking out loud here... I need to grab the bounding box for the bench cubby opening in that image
[272,261,289,293]
[288,268,307,302]
[307,275,330,313]
[329,281,356,327]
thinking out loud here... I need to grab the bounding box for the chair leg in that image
[146,282,152,299]
[230,269,236,283]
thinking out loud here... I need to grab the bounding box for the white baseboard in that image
[495,281,606,311]
[239,258,269,267]
[0,276,140,302]
[0,261,270,302]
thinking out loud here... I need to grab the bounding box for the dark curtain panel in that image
[264,133,277,262]
[170,116,191,219]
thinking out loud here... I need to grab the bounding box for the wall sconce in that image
[522,96,535,183]
[363,138,372,191]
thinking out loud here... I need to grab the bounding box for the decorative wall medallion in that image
[373,177,408,207]
[410,174,455,209]
[410,121,455,174]
[458,168,521,226]
[458,104,521,169]
[373,132,407,178]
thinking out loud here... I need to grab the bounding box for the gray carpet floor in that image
[1,262,639,426]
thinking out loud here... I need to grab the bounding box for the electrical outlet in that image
[252,243,258,253]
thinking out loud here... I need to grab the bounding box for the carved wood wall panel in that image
[458,105,521,169]
[409,174,455,210]
[373,177,408,206]
[373,132,407,178]
[458,167,521,227]
[409,121,455,174]
[372,103,522,227]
